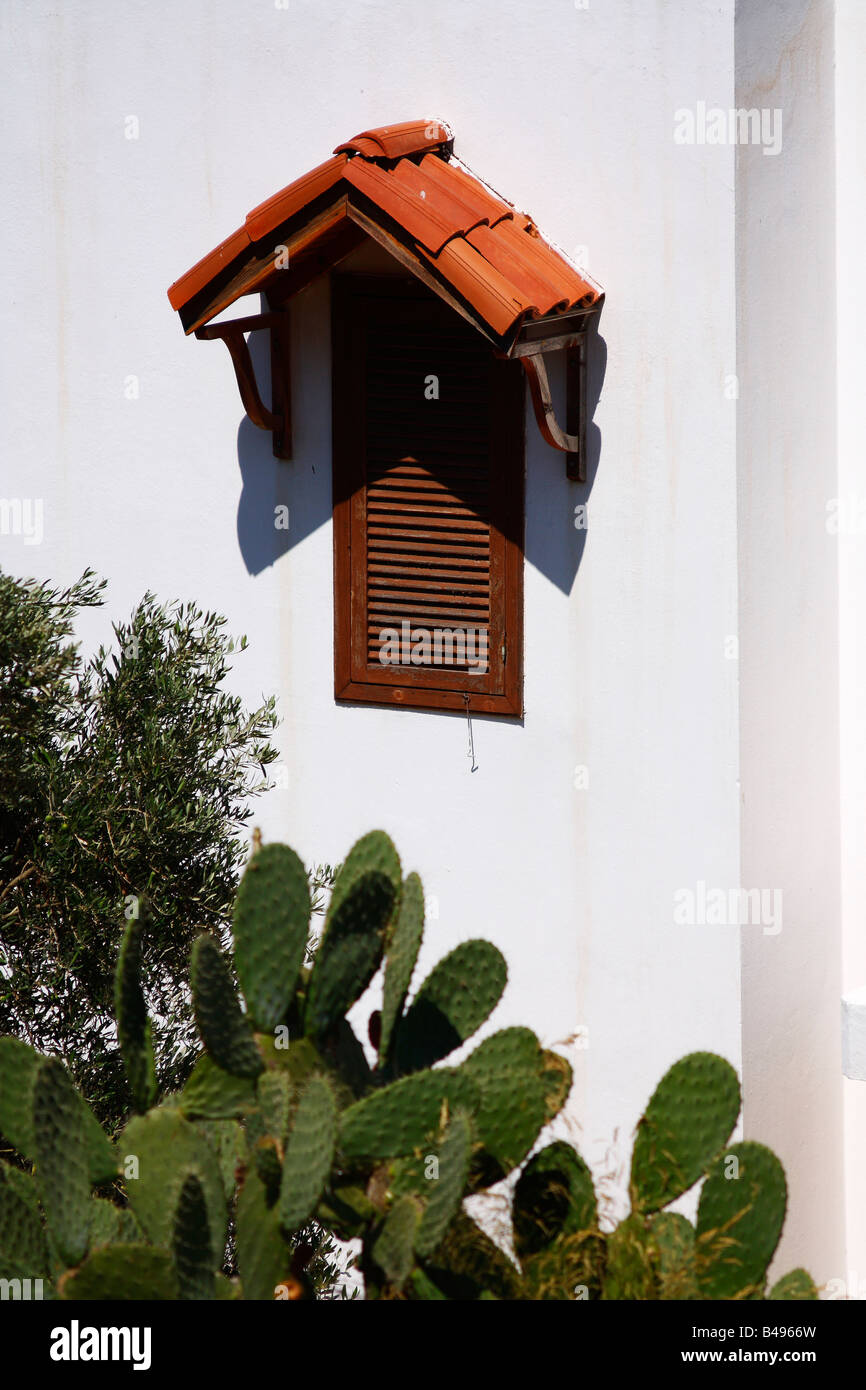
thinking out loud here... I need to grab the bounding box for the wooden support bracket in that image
[516,335,586,481]
[195,310,291,459]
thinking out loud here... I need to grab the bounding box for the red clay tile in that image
[168,120,602,339]
[392,157,499,240]
[343,156,460,255]
[469,219,598,315]
[427,157,514,228]
[334,120,451,159]
[245,154,346,242]
[168,225,251,311]
[419,236,528,336]
[466,225,569,317]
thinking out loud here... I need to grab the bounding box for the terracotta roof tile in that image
[418,235,529,336]
[245,154,346,242]
[334,119,452,159]
[466,225,568,317]
[393,156,505,239]
[467,218,596,315]
[343,156,459,255]
[167,225,251,311]
[423,155,514,228]
[168,120,602,344]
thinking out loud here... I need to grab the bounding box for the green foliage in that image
[0,568,278,1127]
[0,829,813,1302]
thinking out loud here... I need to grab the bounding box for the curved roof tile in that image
[334,119,452,159]
[167,121,602,346]
[245,154,347,243]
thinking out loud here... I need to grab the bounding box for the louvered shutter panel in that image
[333,275,524,714]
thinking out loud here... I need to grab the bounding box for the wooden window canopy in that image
[168,120,603,478]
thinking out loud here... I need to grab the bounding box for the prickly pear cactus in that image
[0,830,815,1302]
[492,1056,817,1303]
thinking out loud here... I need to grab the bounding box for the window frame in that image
[331,272,525,716]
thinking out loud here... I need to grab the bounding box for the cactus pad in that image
[379,872,425,1063]
[339,1069,479,1160]
[115,917,158,1112]
[372,1196,421,1290]
[257,1070,293,1142]
[415,1111,473,1258]
[304,871,396,1038]
[422,1212,521,1300]
[696,1141,787,1298]
[232,842,311,1031]
[768,1268,817,1300]
[236,1167,287,1301]
[394,940,507,1074]
[33,1058,93,1268]
[631,1052,740,1213]
[59,1244,178,1300]
[278,1075,338,1233]
[178,1054,258,1120]
[513,1141,598,1259]
[459,1028,550,1179]
[190,934,264,1078]
[122,1107,227,1265]
[0,1183,49,1280]
[173,1173,215,1300]
[601,1213,657,1300]
[651,1211,697,1299]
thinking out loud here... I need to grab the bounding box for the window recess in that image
[333,275,524,715]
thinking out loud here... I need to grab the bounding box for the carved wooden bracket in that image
[514,335,586,481]
[194,310,291,459]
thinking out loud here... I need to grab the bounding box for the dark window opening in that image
[332,273,525,715]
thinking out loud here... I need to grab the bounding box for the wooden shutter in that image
[332,274,524,714]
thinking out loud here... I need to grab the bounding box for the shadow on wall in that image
[523,312,606,596]
[233,315,332,575]
[235,284,606,598]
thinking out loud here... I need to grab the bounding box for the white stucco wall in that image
[5,0,855,1278]
[835,0,866,1292]
[735,0,858,1286]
